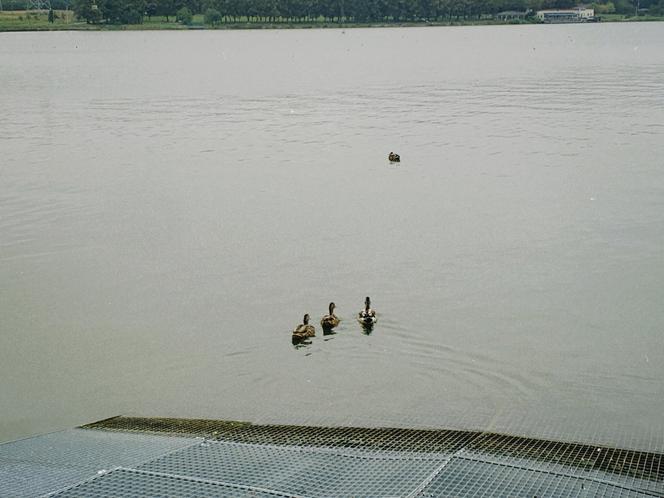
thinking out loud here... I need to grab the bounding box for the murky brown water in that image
[1,24,663,451]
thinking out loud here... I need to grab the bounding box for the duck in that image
[358,296,377,326]
[292,313,316,340]
[388,152,400,162]
[320,302,340,333]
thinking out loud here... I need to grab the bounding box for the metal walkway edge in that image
[0,416,661,498]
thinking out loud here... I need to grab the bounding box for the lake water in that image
[1,23,663,451]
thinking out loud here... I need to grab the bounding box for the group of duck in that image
[292,297,378,343]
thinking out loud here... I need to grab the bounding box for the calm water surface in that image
[1,24,663,451]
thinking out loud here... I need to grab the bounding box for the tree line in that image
[2,0,657,24]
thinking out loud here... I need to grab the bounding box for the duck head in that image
[328,302,336,314]
[364,296,371,310]
[303,313,310,325]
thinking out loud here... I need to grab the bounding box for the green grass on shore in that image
[1,10,663,32]
[599,13,664,21]
[0,10,195,30]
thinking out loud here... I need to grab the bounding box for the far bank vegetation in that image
[1,0,663,28]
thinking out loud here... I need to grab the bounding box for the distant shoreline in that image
[1,11,663,32]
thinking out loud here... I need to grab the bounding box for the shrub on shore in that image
[176,6,192,24]
[204,7,221,25]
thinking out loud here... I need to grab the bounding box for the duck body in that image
[357,310,377,326]
[321,302,340,333]
[388,152,400,163]
[292,313,315,340]
[358,296,377,326]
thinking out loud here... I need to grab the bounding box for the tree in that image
[541,0,575,7]
[72,0,104,22]
[48,8,56,21]
[204,6,222,22]
[180,0,202,13]
[220,0,241,20]
[612,0,633,12]
[650,0,664,13]
[177,5,193,21]
[145,1,157,18]
[254,0,279,20]
[156,0,177,21]
[591,1,615,13]
[103,0,145,23]
[121,2,145,22]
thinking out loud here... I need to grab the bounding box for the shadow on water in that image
[322,327,337,341]
[291,336,312,349]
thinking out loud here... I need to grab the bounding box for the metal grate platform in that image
[0,426,200,498]
[0,416,662,497]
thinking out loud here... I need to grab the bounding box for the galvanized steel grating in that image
[83,416,479,453]
[0,428,200,498]
[1,417,663,497]
[83,416,663,487]
[49,468,282,498]
[0,427,198,470]
[0,458,93,498]
[137,440,448,497]
[80,417,663,497]
[420,458,655,498]
[464,432,663,495]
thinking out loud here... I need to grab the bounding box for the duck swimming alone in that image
[292,313,316,340]
[358,296,377,326]
[320,302,340,333]
[388,152,400,162]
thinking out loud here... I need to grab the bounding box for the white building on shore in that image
[536,7,595,22]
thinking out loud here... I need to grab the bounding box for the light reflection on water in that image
[1,24,664,451]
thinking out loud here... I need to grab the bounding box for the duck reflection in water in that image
[292,335,312,348]
[358,296,377,333]
[292,313,315,346]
